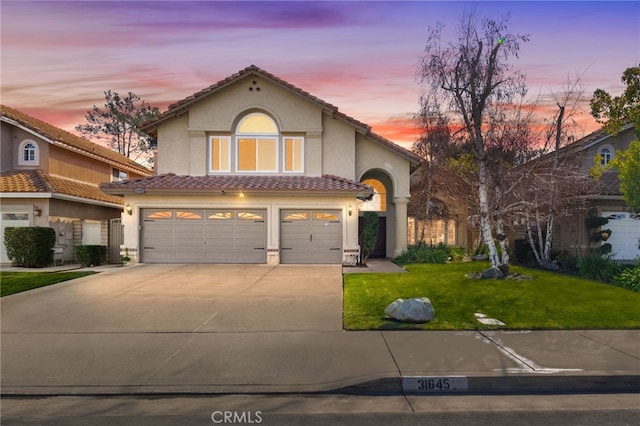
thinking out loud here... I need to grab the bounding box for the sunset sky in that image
[2,1,639,149]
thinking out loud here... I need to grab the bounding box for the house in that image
[0,105,153,264]
[100,65,421,265]
[514,124,639,262]
[551,124,639,261]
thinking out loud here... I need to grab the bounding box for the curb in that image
[338,375,640,395]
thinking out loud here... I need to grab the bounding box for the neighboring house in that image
[0,105,152,264]
[406,165,471,250]
[101,65,421,265]
[518,124,639,261]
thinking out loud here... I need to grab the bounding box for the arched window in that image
[236,113,279,172]
[209,112,304,174]
[599,146,614,166]
[360,178,387,212]
[19,140,39,165]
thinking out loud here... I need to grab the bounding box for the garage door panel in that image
[174,223,204,234]
[174,238,204,248]
[205,237,235,248]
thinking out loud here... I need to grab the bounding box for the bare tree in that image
[517,71,595,268]
[418,9,529,268]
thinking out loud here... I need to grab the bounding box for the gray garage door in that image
[280,210,342,264]
[141,209,266,263]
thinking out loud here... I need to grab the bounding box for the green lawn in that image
[1,271,97,297]
[343,262,640,330]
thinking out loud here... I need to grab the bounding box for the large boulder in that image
[480,267,504,279]
[385,297,435,323]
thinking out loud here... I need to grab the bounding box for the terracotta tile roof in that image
[101,173,374,196]
[141,65,421,166]
[1,104,152,176]
[1,169,124,206]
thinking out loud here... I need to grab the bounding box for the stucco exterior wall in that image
[580,129,634,170]
[1,124,51,172]
[322,115,356,179]
[157,114,190,175]
[355,134,411,198]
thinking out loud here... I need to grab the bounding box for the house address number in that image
[402,376,468,393]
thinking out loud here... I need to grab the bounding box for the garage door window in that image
[283,212,309,221]
[146,211,173,219]
[176,211,203,220]
[313,212,339,221]
[2,213,29,221]
[238,211,264,221]
[208,211,233,220]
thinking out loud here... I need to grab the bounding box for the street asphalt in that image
[1,263,639,398]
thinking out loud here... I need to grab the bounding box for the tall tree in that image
[76,90,161,165]
[518,72,594,268]
[418,9,529,268]
[590,65,640,212]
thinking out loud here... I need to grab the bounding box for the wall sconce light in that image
[348,204,353,216]
[239,192,245,198]
[125,203,133,215]
[34,206,42,217]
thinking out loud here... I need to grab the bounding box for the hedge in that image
[4,227,56,267]
[74,245,107,267]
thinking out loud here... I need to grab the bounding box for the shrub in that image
[577,254,621,283]
[4,227,56,267]
[74,245,107,267]
[551,249,579,274]
[359,211,379,264]
[447,246,467,261]
[613,263,640,292]
[393,243,450,264]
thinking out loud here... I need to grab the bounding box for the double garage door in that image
[141,209,267,263]
[140,208,342,264]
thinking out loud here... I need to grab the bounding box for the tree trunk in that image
[478,160,500,267]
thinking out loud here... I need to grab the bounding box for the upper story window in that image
[112,168,128,181]
[209,112,304,174]
[18,140,39,166]
[236,113,278,173]
[599,146,614,166]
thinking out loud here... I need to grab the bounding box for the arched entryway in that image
[359,170,394,258]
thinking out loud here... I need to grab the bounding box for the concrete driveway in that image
[3,264,373,394]
[1,264,344,333]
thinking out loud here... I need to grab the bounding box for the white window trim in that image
[235,136,279,173]
[282,136,305,174]
[599,144,615,166]
[209,136,231,173]
[18,139,39,166]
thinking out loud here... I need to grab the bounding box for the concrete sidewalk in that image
[2,329,638,396]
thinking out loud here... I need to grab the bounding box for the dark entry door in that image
[358,215,386,258]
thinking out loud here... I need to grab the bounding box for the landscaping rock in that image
[472,254,488,261]
[385,297,435,323]
[480,267,504,279]
[542,262,561,271]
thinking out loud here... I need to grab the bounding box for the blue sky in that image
[2,1,638,147]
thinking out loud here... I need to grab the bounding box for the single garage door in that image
[141,209,266,263]
[603,212,640,260]
[280,210,342,264]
